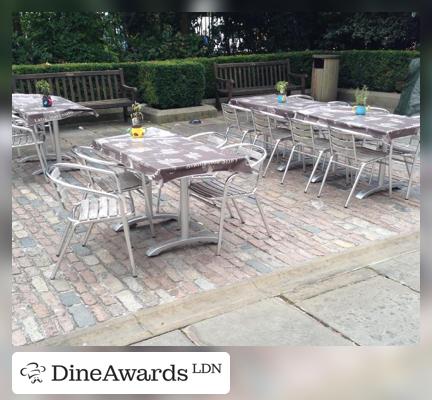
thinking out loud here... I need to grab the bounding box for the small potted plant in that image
[354,85,368,115]
[35,80,53,107]
[130,102,145,138]
[275,81,289,103]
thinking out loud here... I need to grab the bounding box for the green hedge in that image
[139,61,205,109]
[12,50,419,108]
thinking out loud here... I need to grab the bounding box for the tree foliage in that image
[12,12,419,65]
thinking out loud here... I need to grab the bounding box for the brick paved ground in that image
[12,115,420,345]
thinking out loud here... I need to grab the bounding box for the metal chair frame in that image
[12,123,47,174]
[189,143,271,255]
[318,126,390,208]
[155,132,228,214]
[47,162,138,279]
[221,103,254,143]
[70,145,155,236]
[280,118,331,193]
[251,109,293,177]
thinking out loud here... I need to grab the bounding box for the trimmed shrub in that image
[337,50,419,92]
[12,50,419,107]
[138,61,205,109]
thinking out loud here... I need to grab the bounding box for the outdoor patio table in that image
[93,127,252,256]
[12,93,97,163]
[295,104,420,198]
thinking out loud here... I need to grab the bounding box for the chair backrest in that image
[221,103,241,130]
[328,126,358,161]
[189,132,227,148]
[251,110,271,138]
[327,101,351,107]
[12,124,38,148]
[288,94,314,100]
[369,107,390,114]
[47,163,120,213]
[222,143,267,173]
[289,118,316,149]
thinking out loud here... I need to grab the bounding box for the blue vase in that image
[355,105,366,115]
[277,94,286,103]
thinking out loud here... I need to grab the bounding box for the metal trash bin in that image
[311,54,340,102]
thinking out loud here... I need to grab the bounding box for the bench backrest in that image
[214,60,292,90]
[12,69,126,103]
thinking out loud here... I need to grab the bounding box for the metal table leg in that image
[146,177,218,256]
[356,158,402,199]
[114,179,178,232]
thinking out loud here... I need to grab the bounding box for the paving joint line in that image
[278,295,360,346]
[364,266,420,294]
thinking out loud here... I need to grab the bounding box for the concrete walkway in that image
[36,231,419,346]
[134,245,419,346]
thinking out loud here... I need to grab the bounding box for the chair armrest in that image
[216,77,235,90]
[121,84,138,101]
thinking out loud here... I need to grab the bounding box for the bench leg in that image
[123,106,129,122]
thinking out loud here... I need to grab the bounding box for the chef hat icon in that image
[20,362,46,383]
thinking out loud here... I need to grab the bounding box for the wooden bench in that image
[12,69,137,121]
[214,59,307,107]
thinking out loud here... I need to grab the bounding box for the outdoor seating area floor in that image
[12,116,420,345]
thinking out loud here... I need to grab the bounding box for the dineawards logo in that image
[20,362,47,383]
[13,352,230,394]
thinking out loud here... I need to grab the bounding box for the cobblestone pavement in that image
[12,115,420,345]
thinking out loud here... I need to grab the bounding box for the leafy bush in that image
[12,50,419,108]
[138,61,205,109]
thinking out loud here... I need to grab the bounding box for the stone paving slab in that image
[12,115,420,345]
[182,298,353,346]
[133,330,194,346]
[368,251,420,291]
[296,275,419,345]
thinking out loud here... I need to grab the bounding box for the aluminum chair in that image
[287,94,314,100]
[12,123,47,174]
[368,107,390,114]
[280,118,331,192]
[221,103,254,142]
[327,101,351,107]
[387,116,420,200]
[71,145,155,236]
[189,143,271,255]
[155,132,228,213]
[251,110,292,177]
[47,163,138,279]
[318,126,389,208]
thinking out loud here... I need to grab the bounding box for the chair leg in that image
[122,214,137,277]
[318,156,333,198]
[226,201,234,219]
[156,185,162,213]
[344,164,366,208]
[255,196,271,237]
[263,139,280,177]
[388,143,393,198]
[143,181,155,238]
[305,150,324,193]
[35,143,48,175]
[82,223,95,246]
[406,151,419,200]
[56,221,73,257]
[232,198,245,223]
[280,145,298,184]
[51,223,75,280]
[216,194,228,256]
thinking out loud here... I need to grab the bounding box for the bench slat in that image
[107,75,114,99]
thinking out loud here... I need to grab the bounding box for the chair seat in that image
[94,170,142,193]
[257,127,292,142]
[73,195,134,222]
[391,142,418,155]
[190,178,247,199]
[353,147,389,163]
